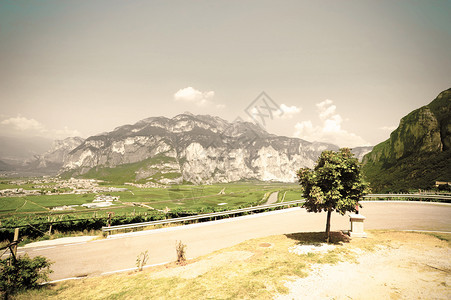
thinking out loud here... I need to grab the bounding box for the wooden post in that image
[107,212,114,227]
[12,228,19,258]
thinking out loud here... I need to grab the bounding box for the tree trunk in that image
[325,210,332,243]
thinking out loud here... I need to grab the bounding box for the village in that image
[51,194,121,211]
[0,177,128,197]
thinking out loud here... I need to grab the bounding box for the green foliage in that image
[277,189,304,202]
[362,151,451,193]
[298,148,369,215]
[362,88,451,192]
[0,254,53,296]
[297,148,369,242]
[77,154,179,184]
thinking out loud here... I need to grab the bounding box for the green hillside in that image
[362,88,451,192]
[61,154,182,184]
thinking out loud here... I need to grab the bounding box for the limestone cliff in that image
[61,114,340,184]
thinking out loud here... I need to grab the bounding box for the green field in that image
[278,189,304,202]
[0,181,302,220]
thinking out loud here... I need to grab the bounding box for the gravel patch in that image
[277,240,451,299]
[288,243,336,255]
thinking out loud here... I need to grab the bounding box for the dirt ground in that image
[277,231,450,300]
[136,231,450,299]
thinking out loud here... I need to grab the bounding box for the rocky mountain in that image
[0,137,84,176]
[0,136,53,165]
[350,146,373,162]
[362,88,451,192]
[61,113,344,184]
[28,137,85,170]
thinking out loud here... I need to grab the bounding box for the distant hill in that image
[22,137,85,175]
[0,136,84,176]
[350,146,373,162]
[362,88,451,192]
[0,136,53,162]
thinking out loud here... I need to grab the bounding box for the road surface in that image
[265,191,279,205]
[13,201,451,281]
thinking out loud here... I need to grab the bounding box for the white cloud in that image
[379,125,397,131]
[317,99,336,120]
[54,126,82,138]
[294,99,370,147]
[1,115,45,132]
[277,104,301,119]
[294,120,314,134]
[174,86,215,106]
[0,115,81,139]
[216,104,226,109]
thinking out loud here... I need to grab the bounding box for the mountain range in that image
[0,113,372,183]
[60,114,347,184]
[2,88,449,190]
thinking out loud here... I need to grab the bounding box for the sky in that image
[0,0,450,148]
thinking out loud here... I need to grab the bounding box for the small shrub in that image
[136,250,149,271]
[175,240,187,265]
[0,254,53,297]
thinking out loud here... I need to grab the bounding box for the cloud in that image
[294,99,370,148]
[174,87,215,106]
[277,104,302,119]
[0,115,81,139]
[379,125,397,131]
[1,115,45,132]
[53,126,82,138]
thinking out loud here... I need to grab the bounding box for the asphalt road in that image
[265,191,279,205]
[16,201,451,281]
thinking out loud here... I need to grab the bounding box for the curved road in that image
[15,201,451,281]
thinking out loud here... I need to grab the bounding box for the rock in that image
[61,114,343,184]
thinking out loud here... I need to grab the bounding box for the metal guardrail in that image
[364,194,451,200]
[102,193,451,234]
[102,199,305,233]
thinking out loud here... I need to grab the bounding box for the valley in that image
[0,178,303,245]
[0,178,302,218]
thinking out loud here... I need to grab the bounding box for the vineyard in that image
[0,179,303,242]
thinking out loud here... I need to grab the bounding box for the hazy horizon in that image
[1,1,450,148]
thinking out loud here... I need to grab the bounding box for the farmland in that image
[0,178,302,220]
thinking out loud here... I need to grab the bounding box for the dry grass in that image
[15,230,450,300]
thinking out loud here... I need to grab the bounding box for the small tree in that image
[297,148,369,243]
